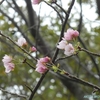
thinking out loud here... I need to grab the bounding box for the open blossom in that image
[32,0,42,4]
[2,55,12,64]
[57,40,67,50]
[57,40,75,56]
[64,29,79,41]
[2,55,15,73]
[35,61,48,74]
[35,57,51,74]
[16,37,27,47]
[64,43,74,56]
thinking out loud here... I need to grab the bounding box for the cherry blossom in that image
[57,40,67,50]
[35,61,48,74]
[57,40,75,56]
[35,57,51,74]
[16,37,27,47]
[64,29,79,41]
[4,63,15,73]
[2,55,12,64]
[64,43,74,56]
[32,0,42,4]
[2,55,15,73]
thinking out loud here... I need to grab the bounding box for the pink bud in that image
[30,46,37,52]
[32,0,42,4]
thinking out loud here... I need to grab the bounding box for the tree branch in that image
[77,0,100,76]
[79,47,100,57]
[0,32,37,61]
[52,0,75,62]
[0,8,33,46]
[0,88,27,99]
[12,0,28,25]
[28,71,48,100]
[25,0,51,56]
[44,1,63,23]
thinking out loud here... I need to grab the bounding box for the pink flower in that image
[2,55,12,64]
[64,43,74,56]
[4,63,15,73]
[35,57,50,74]
[64,29,79,41]
[30,46,37,52]
[57,40,67,49]
[35,61,48,74]
[16,37,27,47]
[32,0,42,4]
[2,55,15,73]
[57,40,75,56]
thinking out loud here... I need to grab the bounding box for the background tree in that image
[0,0,100,100]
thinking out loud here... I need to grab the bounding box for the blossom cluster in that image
[2,29,79,74]
[2,37,37,73]
[2,37,50,74]
[57,29,79,56]
[35,57,51,74]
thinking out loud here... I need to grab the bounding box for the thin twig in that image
[24,84,33,93]
[79,47,100,57]
[12,0,28,25]
[64,72,100,91]
[55,54,75,62]
[44,1,63,23]
[52,0,75,63]
[55,2,66,14]
[23,59,36,70]
[0,88,27,99]
[56,68,100,91]
[0,8,33,46]
[28,71,49,100]
[76,0,100,76]
[0,32,37,61]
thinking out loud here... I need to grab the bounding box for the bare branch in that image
[79,47,100,57]
[0,88,27,99]
[0,8,33,46]
[28,71,49,100]
[0,32,37,61]
[52,0,75,62]
[44,1,63,23]
[12,0,28,25]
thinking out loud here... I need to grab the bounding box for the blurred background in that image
[0,0,100,100]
